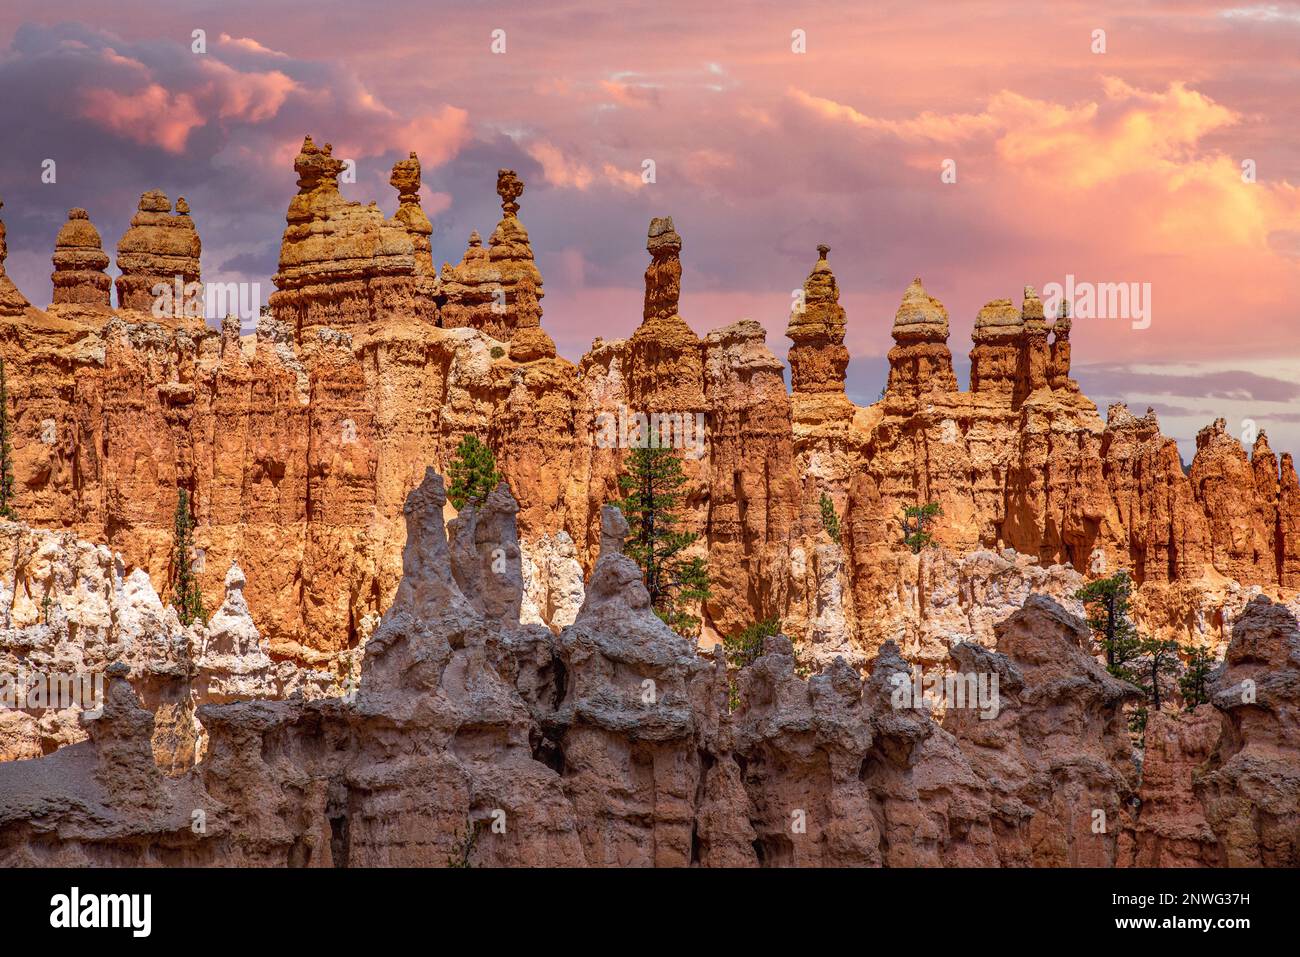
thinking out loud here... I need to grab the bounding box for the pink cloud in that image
[217,33,289,58]
[419,185,453,217]
[197,58,298,123]
[79,83,204,153]
[527,141,645,192]
[527,141,595,190]
[789,87,1001,140]
[599,78,658,109]
[388,105,471,168]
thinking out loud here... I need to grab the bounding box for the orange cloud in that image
[527,140,643,191]
[792,78,1299,257]
[79,83,204,153]
[389,105,472,168]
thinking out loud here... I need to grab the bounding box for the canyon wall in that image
[0,520,336,765]
[0,141,1296,683]
[1,471,1294,867]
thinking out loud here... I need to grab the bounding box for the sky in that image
[0,0,1297,462]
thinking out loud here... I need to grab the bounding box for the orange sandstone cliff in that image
[0,140,1296,688]
[1,470,1295,867]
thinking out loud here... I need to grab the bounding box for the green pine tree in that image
[172,487,206,626]
[1076,570,1182,736]
[614,445,711,638]
[819,493,841,544]
[722,616,781,711]
[723,616,781,670]
[1135,636,1182,715]
[448,434,503,510]
[0,358,16,520]
[1179,643,1215,710]
[1075,571,1142,681]
[900,502,941,552]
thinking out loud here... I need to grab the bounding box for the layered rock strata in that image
[2,473,1293,867]
[0,157,1294,681]
[50,208,111,311]
[0,521,334,769]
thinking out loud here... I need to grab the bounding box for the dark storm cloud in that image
[1074,362,1300,404]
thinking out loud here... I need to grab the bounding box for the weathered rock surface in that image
[1196,596,1300,865]
[0,154,1296,687]
[3,475,1292,867]
[0,521,333,771]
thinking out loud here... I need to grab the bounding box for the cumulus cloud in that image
[523,140,643,192]
[0,4,1296,464]
[0,21,477,310]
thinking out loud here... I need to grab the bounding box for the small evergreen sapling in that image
[819,493,841,544]
[448,434,503,510]
[614,445,711,638]
[171,488,206,626]
[0,358,16,520]
[900,502,941,552]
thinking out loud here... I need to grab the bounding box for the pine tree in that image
[1135,637,1181,714]
[172,487,206,626]
[900,502,941,552]
[614,445,711,637]
[1075,571,1142,681]
[0,358,16,520]
[723,616,781,670]
[1076,570,1182,736]
[819,493,841,544]
[447,434,503,510]
[1179,643,1215,710]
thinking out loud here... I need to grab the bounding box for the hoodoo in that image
[115,190,202,322]
[440,168,544,339]
[50,208,111,311]
[0,145,1293,795]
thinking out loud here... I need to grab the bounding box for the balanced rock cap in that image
[892,277,949,340]
[1021,284,1045,323]
[54,208,110,261]
[975,297,1022,332]
[647,216,681,255]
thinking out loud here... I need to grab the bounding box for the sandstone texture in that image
[0,521,334,770]
[1,474,1294,867]
[0,152,1295,698]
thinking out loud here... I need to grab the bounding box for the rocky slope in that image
[0,470,1294,867]
[0,140,1296,683]
[0,521,335,767]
